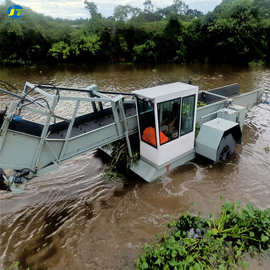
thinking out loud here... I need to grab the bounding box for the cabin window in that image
[158,99,180,145]
[180,95,195,136]
[137,98,157,147]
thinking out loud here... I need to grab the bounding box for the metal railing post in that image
[0,102,17,152]
[32,96,58,170]
[111,101,121,136]
[119,98,133,158]
[59,100,80,161]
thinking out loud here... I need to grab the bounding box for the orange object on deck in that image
[142,127,168,146]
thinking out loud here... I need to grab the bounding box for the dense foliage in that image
[1,0,270,65]
[137,201,270,269]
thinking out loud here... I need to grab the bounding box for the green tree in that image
[114,5,132,21]
[84,1,102,20]
[114,5,142,21]
[255,0,270,18]
[172,0,189,15]
[133,40,156,62]
[143,0,154,14]
[49,41,70,60]
[1,0,270,66]
[71,33,101,57]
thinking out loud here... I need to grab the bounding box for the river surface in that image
[0,63,270,270]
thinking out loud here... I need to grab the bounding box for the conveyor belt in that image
[48,104,137,139]
[6,104,137,139]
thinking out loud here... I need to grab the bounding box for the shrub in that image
[137,201,270,269]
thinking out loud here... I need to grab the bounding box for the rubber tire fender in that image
[217,133,236,162]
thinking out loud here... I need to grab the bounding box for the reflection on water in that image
[0,64,270,270]
[0,63,268,94]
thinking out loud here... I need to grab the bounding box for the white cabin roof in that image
[132,82,198,100]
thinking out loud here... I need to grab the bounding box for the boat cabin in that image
[133,82,198,166]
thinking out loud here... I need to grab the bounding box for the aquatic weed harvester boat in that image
[0,81,265,192]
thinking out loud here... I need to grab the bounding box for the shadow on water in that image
[18,200,77,270]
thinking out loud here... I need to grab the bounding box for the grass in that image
[137,201,270,270]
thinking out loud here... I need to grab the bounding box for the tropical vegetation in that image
[137,201,270,269]
[0,0,270,65]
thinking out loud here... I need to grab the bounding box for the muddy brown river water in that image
[0,63,270,270]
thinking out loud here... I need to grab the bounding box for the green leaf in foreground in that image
[137,202,270,270]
